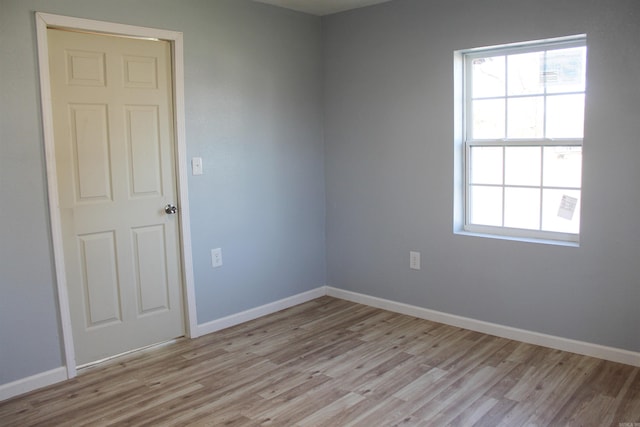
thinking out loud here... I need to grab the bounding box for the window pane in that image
[472,99,505,139]
[504,187,540,230]
[470,146,503,185]
[507,96,544,138]
[546,94,585,138]
[543,146,582,188]
[472,56,505,98]
[469,185,502,226]
[505,146,541,186]
[463,38,585,242]
[544,47,587,94]
[507,51,544,96]
[542,189,581,233]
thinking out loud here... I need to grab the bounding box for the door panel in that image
[65,49,106,86]
[69,104,112,201]
[123,55,158,89]
[132,225,170,314]
[48,28,185,366]
[125,105,162,196]
[78,231,121,327]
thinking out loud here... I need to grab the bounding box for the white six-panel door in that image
[47,28,185,365]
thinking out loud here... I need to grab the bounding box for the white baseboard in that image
[0,367,67,402]
[196,286,327,337]
[326,286,640,367]
[4,284,637,403]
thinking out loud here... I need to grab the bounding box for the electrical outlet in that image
[211,248,223,268]
[410,251,421,270]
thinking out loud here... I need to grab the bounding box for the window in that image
[459,36,587,243]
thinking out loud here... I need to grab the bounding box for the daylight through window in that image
[462,36,587,243]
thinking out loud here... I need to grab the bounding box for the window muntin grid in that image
[463,37,586,242]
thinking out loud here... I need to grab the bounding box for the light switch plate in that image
[192,157,203,175]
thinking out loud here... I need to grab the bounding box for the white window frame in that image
[459,35,586,244]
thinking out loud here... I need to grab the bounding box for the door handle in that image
[164,204,178,215]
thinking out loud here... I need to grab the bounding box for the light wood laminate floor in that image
[1,296,639,426]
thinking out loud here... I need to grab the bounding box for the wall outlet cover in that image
[211,248,223,268]
[410,251,421,270]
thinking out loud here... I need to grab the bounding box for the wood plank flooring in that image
[1,296,639,426]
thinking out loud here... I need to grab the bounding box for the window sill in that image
[454,229,579,247]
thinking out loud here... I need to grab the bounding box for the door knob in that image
[164,204,178,215]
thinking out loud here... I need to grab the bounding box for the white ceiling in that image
[253,0,394,16]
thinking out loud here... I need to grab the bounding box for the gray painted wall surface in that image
[324,0,640,352]
[0,0,324,384]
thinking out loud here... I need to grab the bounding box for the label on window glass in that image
[558,195,578,220]
[541,50,584,86]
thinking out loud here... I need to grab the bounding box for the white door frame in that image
[35,12,199,379]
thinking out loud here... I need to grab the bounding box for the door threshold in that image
[77,337,183,371]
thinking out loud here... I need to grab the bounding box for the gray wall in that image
[0,0,325,385]
[324,0,640,352]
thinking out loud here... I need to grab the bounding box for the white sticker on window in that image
[558,195,578,220]
[541,50,584,87]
